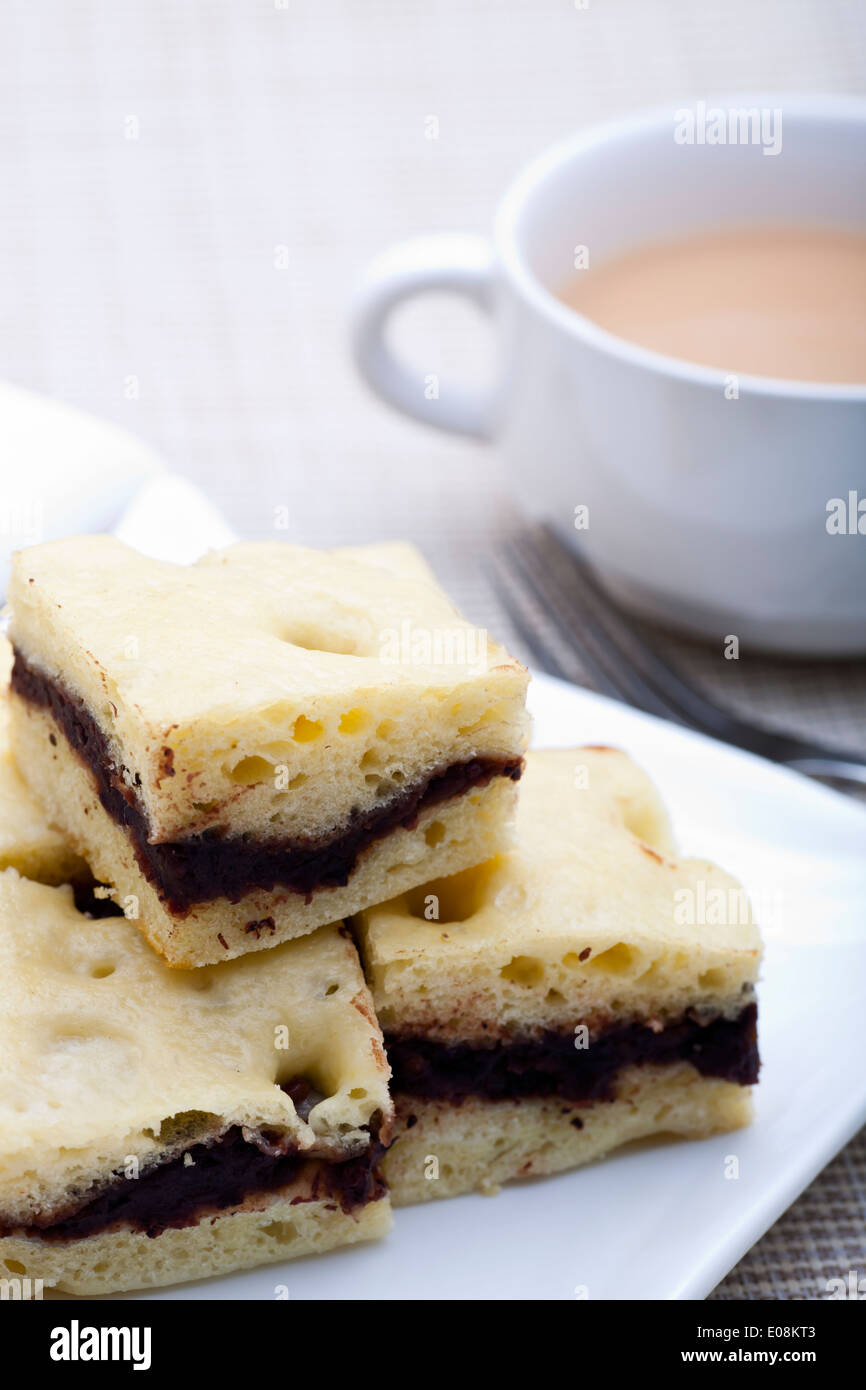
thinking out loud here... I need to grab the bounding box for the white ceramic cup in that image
[352,95,866,656]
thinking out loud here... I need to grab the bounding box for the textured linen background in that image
[0,0,863,1299]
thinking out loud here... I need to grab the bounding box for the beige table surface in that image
[1,0,863,1300]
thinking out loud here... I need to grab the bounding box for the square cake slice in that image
[7,537,528,967]
[0,870,393,1294]
[355,747,762,1205]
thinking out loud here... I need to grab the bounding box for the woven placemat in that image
[711,1128,866,1300]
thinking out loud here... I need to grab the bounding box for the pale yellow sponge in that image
[0,870,392,1294]
[7,537,528,965]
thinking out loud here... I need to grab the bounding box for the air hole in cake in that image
[500,955,545,986]
[584,942,640,975]
[226,755,273,785]
[263,1221,299,1244]
[545,988,565,1004]
[424,820,446,848]
[276,625,364,657]
[3,1260,26,1275]
[698,968,727,991]
[292,716,324,743]
[406,860,497,924]
[325,982,340,996]
[288,773,307,789]
[561,951,586,970]
[360,749,383,771]
[349,1088,368,1099]
[339,708,369,735]
[376,720,394,739]
[90,963,116,980]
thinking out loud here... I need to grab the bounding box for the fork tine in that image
[526,526,866,765]
[498,541,628,700]
[497,525,866,785]
[493,543,631,699]
[488,550,578,682]
[503,536,687,720]
[536,524,740,734]
[505,536,681,717]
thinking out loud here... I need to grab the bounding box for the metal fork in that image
[492,524,866,789]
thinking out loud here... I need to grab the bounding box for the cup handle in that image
[351,234,496,439]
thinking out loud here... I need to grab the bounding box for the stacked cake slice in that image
[1,534,761,1295]
[0,871,392,1295]
[356,747,761,1204]
[7,537,528,966]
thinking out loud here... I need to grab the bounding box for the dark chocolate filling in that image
[6,1116,387,1244]
[385,1002,759,1103]
[11,650,523,913]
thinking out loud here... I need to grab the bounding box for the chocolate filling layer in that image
[11,650,522,912]
[385,1002,759,1103]
[7,1121,387,1244]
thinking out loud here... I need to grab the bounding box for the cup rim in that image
[493,93,866,403]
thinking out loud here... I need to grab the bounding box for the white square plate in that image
[109,481,866,1301]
